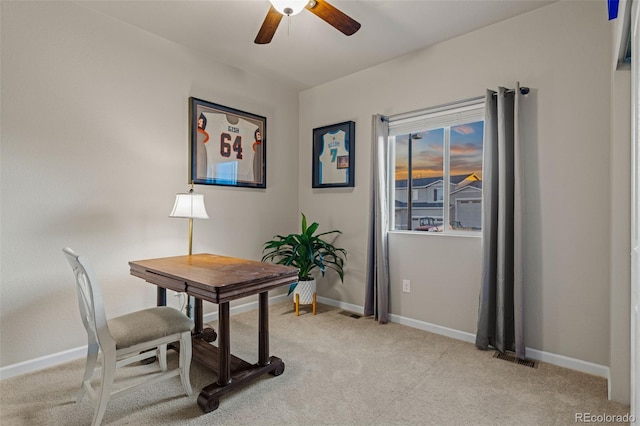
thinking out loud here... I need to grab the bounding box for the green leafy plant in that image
[262,213,347,295]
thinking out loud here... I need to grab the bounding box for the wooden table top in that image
[129,253,299,304]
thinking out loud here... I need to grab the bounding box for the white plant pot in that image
[293,279,316,305]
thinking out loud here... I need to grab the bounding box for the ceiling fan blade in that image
[306,0,361,36]
[255,6,283,44]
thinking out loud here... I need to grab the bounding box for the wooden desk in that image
[129,253,298,412]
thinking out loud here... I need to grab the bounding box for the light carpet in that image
[0,301,631,425]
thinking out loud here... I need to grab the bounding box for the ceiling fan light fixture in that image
[269,0,308,16]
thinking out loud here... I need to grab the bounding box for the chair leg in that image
[158,344,168,372]
[295,293,300,316]
[77,342,99,403]
[93,348,116,426]
[179,331,193,396]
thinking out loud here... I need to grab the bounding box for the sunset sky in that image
[394,121,484,181]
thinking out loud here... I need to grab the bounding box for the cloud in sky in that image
[450,143,479,155]
[452,124,475,135]
[394,122,484,179]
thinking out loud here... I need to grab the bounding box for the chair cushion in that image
[108,306,194,349]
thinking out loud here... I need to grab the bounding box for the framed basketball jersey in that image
[189,97,266,188]
[312,121,355,188]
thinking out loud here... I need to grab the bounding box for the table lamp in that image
[169,183,209,255]
[170,183,209,319]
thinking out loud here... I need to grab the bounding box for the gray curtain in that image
[476,85,525,359]
[365,114,390,323]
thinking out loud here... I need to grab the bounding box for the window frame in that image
[388,100,485,236]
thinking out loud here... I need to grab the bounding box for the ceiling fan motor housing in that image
[270,1,309,16]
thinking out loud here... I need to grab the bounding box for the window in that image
[389,100,484,233]
[434,187,443,202]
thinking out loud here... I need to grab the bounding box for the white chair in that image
[63,247,194,426]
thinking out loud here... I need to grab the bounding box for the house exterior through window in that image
[389,100,484,233]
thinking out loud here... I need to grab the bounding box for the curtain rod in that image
[498,86,530,95]
[382,86,529,122]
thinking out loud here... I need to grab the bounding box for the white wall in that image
[300,0,621,384]
[610,69,631,403]
[0,1,299,367]
[629,0,640,416]
[1,0,631,404]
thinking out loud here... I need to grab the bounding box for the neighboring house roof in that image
[453,175,472,184]
[395,174,475,189]
[450,182,482,196]
[453,173,481,190]
[422,179,444,189]
[395,176,441,189]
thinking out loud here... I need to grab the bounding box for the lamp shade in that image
[169,193,209,219]
[270,0,308,16]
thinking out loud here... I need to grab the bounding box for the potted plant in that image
[262,213,347,314]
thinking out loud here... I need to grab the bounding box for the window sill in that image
[388,230,482,238]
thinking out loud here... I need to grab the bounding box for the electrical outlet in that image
[402,279,411,293]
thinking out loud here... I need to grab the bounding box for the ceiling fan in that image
[255,0,361,44]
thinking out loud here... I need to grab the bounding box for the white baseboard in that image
[318,296,610,379]
[0,293,288,381]
[525,347,609,378]
[316,296,365,316]
[0,346,89,381]
[1,294,609,382]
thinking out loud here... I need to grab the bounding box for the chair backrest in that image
[63,247,115,349]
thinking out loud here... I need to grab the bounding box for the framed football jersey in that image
[312,121,355,188]
[189,97,266,188]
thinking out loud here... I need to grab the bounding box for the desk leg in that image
[217,302,231,386]
[258,291,269,366]
[194,298,203,333]
[157,287,166,306]
[195,293,285,413]
[192,297,217,343]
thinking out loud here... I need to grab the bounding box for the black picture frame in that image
[189,97,266,188]
[312,121,355,188]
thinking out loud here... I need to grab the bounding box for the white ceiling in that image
[79,0,556,91]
